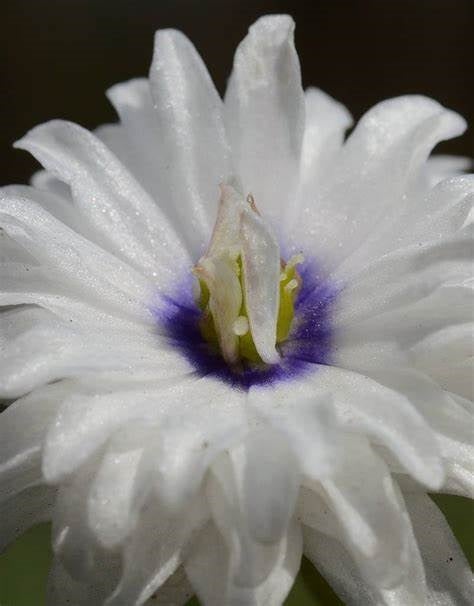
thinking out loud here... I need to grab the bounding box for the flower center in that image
[156,183,337,390]
[193,183,303,370]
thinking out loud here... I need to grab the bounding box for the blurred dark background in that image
[2,0,473,185]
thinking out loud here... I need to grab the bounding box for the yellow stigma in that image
[193,182,303,367]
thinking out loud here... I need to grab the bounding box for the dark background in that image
[2,0,473,185]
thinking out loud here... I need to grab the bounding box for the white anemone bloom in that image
[1,14,473,606]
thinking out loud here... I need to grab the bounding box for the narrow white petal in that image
[185,516,302,606]
[405,493,474,605]
[411,323,474,400]
[0,189,155,320]
[52,461,122,588]
[148,379,247,509]
[335,234,473,326]
[296,487,343,540]
[184,521,230,606]
[239,428,300,543]
[344,174,474,269]
[225,14,305,223]
[105,78,166,202]
[319,437,413,589]
[31,168,72,201]
[249,385,341,480]
[0,307,182,399]
[42,378,197,482]
[304,526,380,605]
[208,454,279,586]
[0,382,66,499]
[3,184,87,236]
[298,87,352,198]
[294,96,466,269]
[15,120,188,278]
[358,369,474,497]
[240,207,280,363]
[303,519,428,606]
[105,496,207,606]
[149,29,231,254]
[0,227,35,264]
[0,262,146,330]
[87,439,144,549]
[304,367,444,489]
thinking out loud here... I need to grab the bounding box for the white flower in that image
[0,13,473,606]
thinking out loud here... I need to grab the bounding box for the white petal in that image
[336,174,474,275]
[249,384,341,480]
[149,29,231,254]
[0,227,35,264]
[196,254,242,364]
[411,323,474,399]
[303,519,428,606]
[185,517,302,606]
[240,207,280,363]
[0,262,146,330]
[335,234,473,327]
[183,521,228,606]
[304,525,380,605]
[304,367,443,489]
[0,307,181,398]
[293,96,466,269]
[52,461,122,588]
[87,435,145,549]
[4,184,87,236]
[0,382,66,499]
[334,284,473,383]
[105,78,166,201]
[239,428,300,543]
[207,454,282,588]
[42,377,197,482]
[14,120,188,278]
[225,15,305,223]
[31,168,72,200]
[296,487,343,540]
[105,496,207,606]
[147,378,247,509]
[380,174,473,253]
[357,368,474,497]
[299,87,352,195]
[318,436,413,589]
[0,485,56,551]
[404,493,474,605]
[0,188,155,320]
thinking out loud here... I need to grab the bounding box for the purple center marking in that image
[154,257,340,390]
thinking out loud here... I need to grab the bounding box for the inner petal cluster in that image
[193,183,304,370]
[156,183,339,389]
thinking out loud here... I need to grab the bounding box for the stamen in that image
[233,316,250,336]
[284,278,298,293]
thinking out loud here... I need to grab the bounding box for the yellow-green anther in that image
[276,254,304,343]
